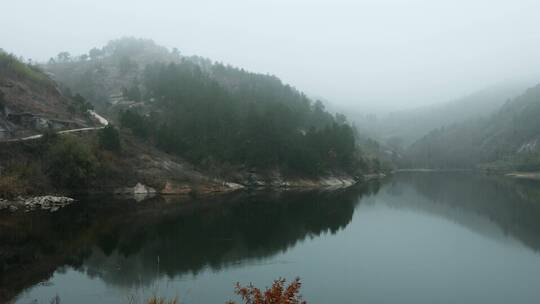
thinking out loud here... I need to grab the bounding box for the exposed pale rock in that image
[133,182,156,194]
[0,196,75,214]
[223,182,244,190]
[115,182,156,195]
[115,182,157,202]
[0,199,8,210]
[518,138,540,154]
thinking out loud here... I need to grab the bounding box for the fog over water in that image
[2,0,540,112]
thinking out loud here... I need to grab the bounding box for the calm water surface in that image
[6,172,540,304]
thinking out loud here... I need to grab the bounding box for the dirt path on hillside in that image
[1,110,109,142]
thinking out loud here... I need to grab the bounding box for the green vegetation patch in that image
[0,50,52,85]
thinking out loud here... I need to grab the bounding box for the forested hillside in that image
[405,84,540,171]
[45,38,379,176]
[349,82,528,148]
[45,38,180,107]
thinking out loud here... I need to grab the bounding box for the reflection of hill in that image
[78,185,380,286]
[5,174,540,303]
[391,172,540,251]
[1,183,379,301]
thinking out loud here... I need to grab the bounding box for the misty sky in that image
[2,0,540,112]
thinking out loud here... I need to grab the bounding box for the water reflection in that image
[1,182,380,302]
[5,173,540,303]
[392,172,540,251]
[78,185,380,287]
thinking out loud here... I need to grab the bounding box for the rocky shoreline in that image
[505,171,540,180]
[0,195,75,213]
[115,173,384,197]
[0,174,386,213]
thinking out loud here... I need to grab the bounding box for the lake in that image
[5,172,540,304]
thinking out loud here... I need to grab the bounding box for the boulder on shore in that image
[115,182,157,202]
[0,196,76,213]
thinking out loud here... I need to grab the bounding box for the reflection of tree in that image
[79,185,379,286]
[0,183,379,301]
[398,172,540,251]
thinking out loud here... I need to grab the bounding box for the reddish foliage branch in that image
[228,277,306,304]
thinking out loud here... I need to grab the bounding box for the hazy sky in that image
[2,0,540,112]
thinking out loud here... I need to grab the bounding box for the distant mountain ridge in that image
[405,83,540,170]
[351,81,531,147]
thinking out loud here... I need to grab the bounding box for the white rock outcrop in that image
[0,196,76,213]
[132,182,157,194]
